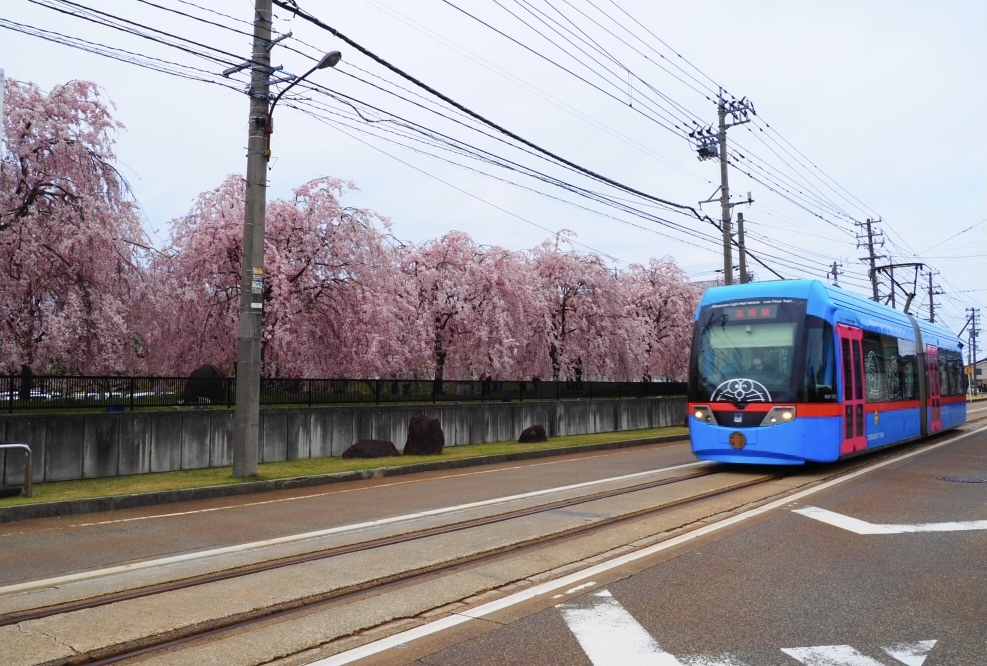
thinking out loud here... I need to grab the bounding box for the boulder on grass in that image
[182,364,226,405]
[518,424,548,443]
[404,415,444,455]
[342,439,400,459]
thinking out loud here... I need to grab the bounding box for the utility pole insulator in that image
[829,261,844,286]
[856,218,885,302]
[691,89,754,286]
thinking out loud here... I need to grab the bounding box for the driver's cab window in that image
[802,319,836,402]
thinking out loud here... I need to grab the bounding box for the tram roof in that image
[697,279,961,350]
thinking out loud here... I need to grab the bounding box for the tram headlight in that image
[693,405,715,424]
[761,406,797,426]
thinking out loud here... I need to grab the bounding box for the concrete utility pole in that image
[690,89,754,285]
[231,2,340,477]
[737,212,748,284]
[233,0,274,477]
[855,218,885,301]
[829,261,843,286]
[968,308,981,391]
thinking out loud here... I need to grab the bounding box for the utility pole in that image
[855,218,884,301]
[690,89,754,285]
[229,5,339,477]
[737,212,748,283]
[829,261,844,286]
[926,271,943,323]
[233,0,274,477]
[968,308,981,392]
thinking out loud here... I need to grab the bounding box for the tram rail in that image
[3,416,983,665]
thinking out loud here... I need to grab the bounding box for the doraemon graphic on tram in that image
[687,279,966,464]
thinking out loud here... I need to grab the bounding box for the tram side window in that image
[862,331,918,402]
[897,338,918,400]
[939,350,964,396]
[801,319,836,402]
[862,332,887,402]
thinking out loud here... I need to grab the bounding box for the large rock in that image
[342,439,400,459]
[518,424,548,443]
[181,364,226,405]
[403,415,444,455]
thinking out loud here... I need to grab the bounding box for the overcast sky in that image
[1,0,984,339]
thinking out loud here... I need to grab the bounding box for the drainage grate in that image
[938,476,987,483]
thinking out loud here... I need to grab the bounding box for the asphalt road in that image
[2,409,984,665]
[0,439,694,587]
[329,423,987,666]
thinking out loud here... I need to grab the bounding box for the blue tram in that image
[688,279,966,464]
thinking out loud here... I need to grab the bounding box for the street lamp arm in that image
[264,50,341,158]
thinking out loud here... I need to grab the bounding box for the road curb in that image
[0,434,687,524]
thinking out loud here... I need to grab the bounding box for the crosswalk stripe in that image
[781,645,889,665]
[559,590,939,666]
[558,590,683,665]
[881,640,937,666]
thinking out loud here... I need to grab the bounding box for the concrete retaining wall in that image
[0,398,685,486]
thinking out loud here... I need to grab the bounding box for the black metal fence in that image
[1,374,686,413]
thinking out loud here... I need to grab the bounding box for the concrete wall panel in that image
[118,416,152,476]
[0,398,685,482]
[308,410,333,458]
[261,411,288,463]
[286,411,309,461]
[83,417,118,479]
[3,419,47,485]
[151,413,183,473]
[209,413,232,467]
[45,418,85,482]
[330,409,356,456]
[181,413,211,470]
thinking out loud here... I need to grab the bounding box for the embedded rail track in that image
[2,461,791,665]
[5,418,984,665]
[3,464,746,627]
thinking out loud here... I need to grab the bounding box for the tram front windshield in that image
[690,299,805,404]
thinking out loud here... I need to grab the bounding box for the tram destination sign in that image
[710,298,799,322]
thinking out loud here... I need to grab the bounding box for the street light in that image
[233,48,341,477]
[265,51,342,159]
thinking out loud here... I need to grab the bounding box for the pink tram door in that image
[926,345,942,433]
[837,324,867,455]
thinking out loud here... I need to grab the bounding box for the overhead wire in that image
[11,0,970,302]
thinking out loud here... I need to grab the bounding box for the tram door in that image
[926,345,942,433]
[837,324,866,455]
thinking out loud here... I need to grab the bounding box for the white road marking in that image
[309,425,984,665]
[558,590,682,665]
[781,644,889,665]
[793,506,987,534]
[882,640,937,666]
[561,591,935,666]
[551,581,597,599]
[679,654,751,665]
[65,446,679,528]
[0,461,703,595]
